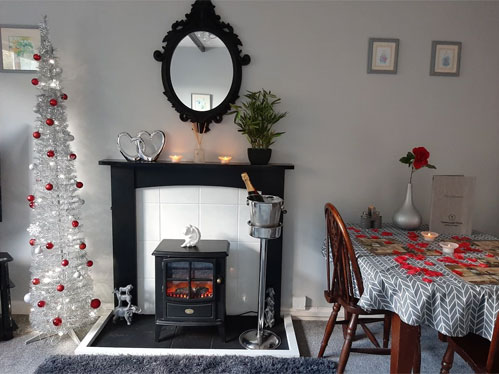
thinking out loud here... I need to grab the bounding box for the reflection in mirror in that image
[171,32,233,112]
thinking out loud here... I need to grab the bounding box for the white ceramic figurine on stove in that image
[181,225,201,247]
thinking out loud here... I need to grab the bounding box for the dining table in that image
[325,224,499,373]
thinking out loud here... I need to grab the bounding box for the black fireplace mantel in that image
[99,159,294,319]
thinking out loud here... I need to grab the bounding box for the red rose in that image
[412,147,430,169]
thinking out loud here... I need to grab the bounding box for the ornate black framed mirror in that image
[153,0,250,133]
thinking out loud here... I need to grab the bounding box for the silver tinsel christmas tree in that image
[25,17,100,337]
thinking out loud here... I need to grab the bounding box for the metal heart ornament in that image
[117,130,166,162]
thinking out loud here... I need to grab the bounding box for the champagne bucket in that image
[247,195,286,228]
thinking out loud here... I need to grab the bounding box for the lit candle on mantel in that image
[169,155,183,163]
[421,231,439,242]
[218,156,232,164]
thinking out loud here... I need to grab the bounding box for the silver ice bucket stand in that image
[239,195,286,350]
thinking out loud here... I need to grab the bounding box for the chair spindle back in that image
[324,203,364,304]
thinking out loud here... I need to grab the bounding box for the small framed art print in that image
[367,38,399,74]
[430,41,462,77]
[0,25,40,72]
[191,93,212,111]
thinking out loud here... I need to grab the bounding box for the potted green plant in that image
[230,89,287,165]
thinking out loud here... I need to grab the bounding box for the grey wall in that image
[1,0,498,313]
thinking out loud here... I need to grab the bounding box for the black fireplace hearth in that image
[152,239,229,342]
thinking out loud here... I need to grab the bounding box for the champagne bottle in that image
[241,172,264,202]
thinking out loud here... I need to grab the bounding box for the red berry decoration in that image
[29,202,35,209]
[45,183,53,191]
[46,242,54,249]
[27,195,35,202]
[47,150,55,158]
[79,242,86,250]
[32,278,40,285]
[49,99,58,106]
[69,153,77,160]
[90,299,101,309]
[56,284,64,292]
[61,93,68,100]
[31,78,39,86]
[52,317,62,326]
[72,220,79,227]
[33,54,41,61]
[76,181,83,189]
[86,260,93,267]
[29,239,36,246]
[45,118,54,126]
[33,131,41,139]
[61,259,69,267]
[37,300,46,308]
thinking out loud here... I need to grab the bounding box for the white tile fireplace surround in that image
[136,185,261,315]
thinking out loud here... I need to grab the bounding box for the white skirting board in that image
[75,311,300,357]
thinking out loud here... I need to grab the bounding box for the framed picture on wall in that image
[0,25,40,72]
[430,41,462,77]
[191,93,212,112]
[367,38,399,74]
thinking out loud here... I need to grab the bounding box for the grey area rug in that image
[35,354,337,374]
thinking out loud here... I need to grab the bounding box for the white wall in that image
[1,0,498,314]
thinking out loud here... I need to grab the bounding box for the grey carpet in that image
[2,315,471,374]
[35,354,337,374]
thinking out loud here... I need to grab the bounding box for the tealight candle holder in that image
[439,242,459,255]
[218,156,232,164]
[169,155,183,163]
[421,231,439,242]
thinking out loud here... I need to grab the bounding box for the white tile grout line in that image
[75,311,299,357]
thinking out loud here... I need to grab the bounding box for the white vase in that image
[393,183,422,230]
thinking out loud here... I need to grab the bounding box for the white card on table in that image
[429,175,475,235]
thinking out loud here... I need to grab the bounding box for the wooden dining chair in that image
[439,314,499,374]
[317,203,392,373]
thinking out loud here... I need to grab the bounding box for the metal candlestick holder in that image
[239,195,285,350]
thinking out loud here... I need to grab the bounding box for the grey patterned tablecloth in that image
[322,224,499,341]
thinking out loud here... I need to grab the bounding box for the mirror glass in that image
[170,32,233,112]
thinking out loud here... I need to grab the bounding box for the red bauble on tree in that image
[69,153,77,160]
[56,284,65,292]
[31,78,39,86]
[33,131,41,139]
[27,195,35,202]
[32,278,40,285]
[29,202,35,209]
[76,181,83,188]
[79,242,86,250]
[33,53,41,61]
[46,242,54,250]
[49,99,58,106]
[61,259,69,267]
[86,260,93,267]
[52,317,62,326]
[72,220,79,228]
[47,150,55,158]
[61,93,68,100]
[29,239,36,246]
[37,300,46,308]
[90,299,101,309]
[45,118,54,126]
[45,183,53,191]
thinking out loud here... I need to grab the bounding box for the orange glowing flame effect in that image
[166,281,213,299]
